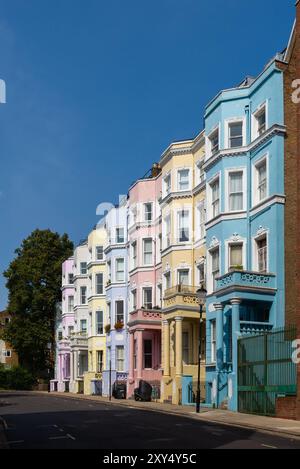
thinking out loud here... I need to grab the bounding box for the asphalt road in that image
[0,391,300,449]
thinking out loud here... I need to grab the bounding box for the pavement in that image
[1,391,300,449]
[47,391,300,440]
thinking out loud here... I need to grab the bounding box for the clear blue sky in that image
[0,0,295,309]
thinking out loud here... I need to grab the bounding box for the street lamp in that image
[196,285,207,413]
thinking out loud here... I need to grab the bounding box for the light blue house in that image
[102,197,129,396]
[203,56,286,411]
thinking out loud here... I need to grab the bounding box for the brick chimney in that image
[151,163,162,178]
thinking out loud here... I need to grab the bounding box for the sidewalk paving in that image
[47,391,300,440]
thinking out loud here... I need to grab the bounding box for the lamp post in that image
[196,285,207,413]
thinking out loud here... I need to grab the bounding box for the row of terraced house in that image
[51,3,300,419]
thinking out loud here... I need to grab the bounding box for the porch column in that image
[214,303,224,372]
[136,329,143,380]
[230,298,241,376]
[70,351,74,383]
[175,317,183,376]
[128,332,134,381]
[163,320,170,377]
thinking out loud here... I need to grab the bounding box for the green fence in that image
[238,325,297,416]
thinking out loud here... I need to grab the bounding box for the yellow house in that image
[159,130,206,405]
[84,223,107,395]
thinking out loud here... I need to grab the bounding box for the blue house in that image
[203,56,286,411]
[102,197,129,396]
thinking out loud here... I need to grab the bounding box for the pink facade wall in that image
[127,173,163,397]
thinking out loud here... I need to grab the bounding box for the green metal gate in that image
[238,326,297,416]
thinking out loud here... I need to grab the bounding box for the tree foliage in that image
[3,229,73,375]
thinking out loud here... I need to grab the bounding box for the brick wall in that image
[280,0,300,420]
[276,396,297,420]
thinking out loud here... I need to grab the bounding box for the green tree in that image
[2,229,73,376]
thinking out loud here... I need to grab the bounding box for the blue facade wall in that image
[204,61,285,411]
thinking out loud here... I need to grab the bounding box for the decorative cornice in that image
[203,124,286,172]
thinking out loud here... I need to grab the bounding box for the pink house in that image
[127,164,162,398]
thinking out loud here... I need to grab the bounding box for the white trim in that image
[251,100,268,141]
[205,211,246,230]
[224,117,246,149]
[207,242,221,294]
[176,167,192,192]
[250,194,285,217]
[252,228,269,273]
[224,236,247,272]
[206,123,220,159]
[176,267,191,286]
[207,171,221,221]
[252,153,269,207]
[224,167,247,213]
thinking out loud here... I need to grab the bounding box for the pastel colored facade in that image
[204,60,285,411]
[127,166,163,398]
[85,224,107,395]
[159,132,206,405]
[102,199,129,396]
[52,257,75,392]
[70,241,89,394]
[0,311,18,368]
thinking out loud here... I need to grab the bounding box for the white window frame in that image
[211,320,216,364]
[177,209,190,243]
[224,117,246,149]
[143,287,153,310]
[207,173,221,221]
[163,173,171,197]
[115,227,125,244]
[144,202,153,222]
[95,310,104,335]
[115,258,125,283]
[143,238,153,266]
[197,261,205,286]
[131,289,137,311]
[116,345,125,372]
[207,245,220,294]
[252,101,268,141]
[177,268,190,287]
[225,167,247,213]
[177,168,191,192]
[95,273,104,295]
[68,295,74,312]
[196,158,205,185]
[252,154,269,207]
[131,241,137,270]
[80,262,87,275]
[164,271,171,291]
[115,300,124,324]
[95,245,104,261]
[252,231,269,273]
[80,286,87,305]
[196,200,206,241]
[163,214,171,249]
[206,125,220,158]
[225,239,247,272]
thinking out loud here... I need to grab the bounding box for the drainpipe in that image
[245,103,252,270]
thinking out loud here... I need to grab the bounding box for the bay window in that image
[211,178,220,218]
[143,287,152,310]
[229,121,243,148]
[211,247,220,291]
[229,243,243,271]
[96,310,104,335]
[95,273,103,294]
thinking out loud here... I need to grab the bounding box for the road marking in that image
[66,433,76,441]
[261,444,277,449]
[49,436,68,440]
